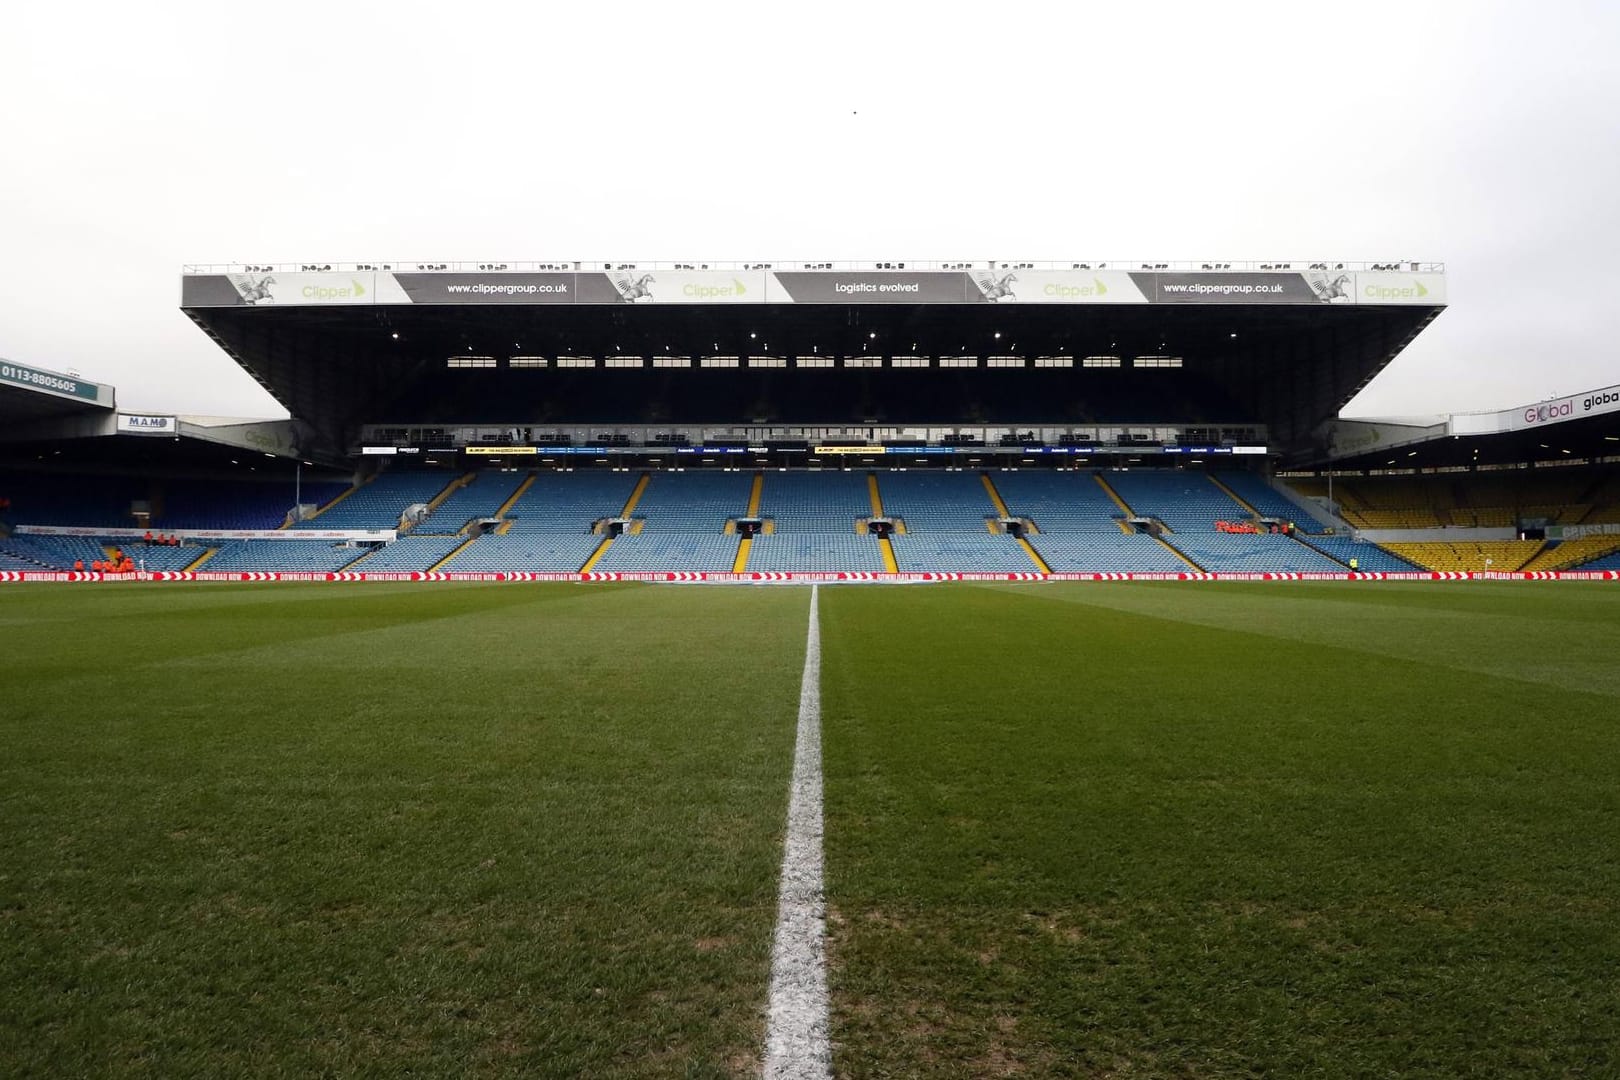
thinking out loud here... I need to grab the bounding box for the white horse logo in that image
[1308,273,1353,303]
[231,274,277,305]
[614,273,656,303]
[974,271,1018,302]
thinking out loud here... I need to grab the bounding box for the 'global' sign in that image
[1524,399,1573,425]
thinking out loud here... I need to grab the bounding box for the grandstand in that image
[1,260,1617,577]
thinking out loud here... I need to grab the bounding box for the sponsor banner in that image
[466,446,538,456]
[588,270,767,304]
[15,524,395,541]
[1321,418,1446,457]
[183,269,1446,307]
[189,272,382,307]
[117,413,177,435]
[967,269,1149,304]
[0,359,100,401]
[1554,522,1620,540]
[392,272,577,305]
[1138,272,1343,305]
[769,272,977,304]
[1355,272,1446,305]
[1514,397,1577,430]
[1508,383,1620,431]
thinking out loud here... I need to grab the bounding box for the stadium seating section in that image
[878,471,1035,571]
[1214,471,1320,525]
[0,473,347,530]
[352,534,468,572]
[202,540,365,573]
[408,471,529,534]
[500,471,638,533]
[7,464,1620,574]
[292,470,459,530]
[0,534,206,571]
[1324,470,1610,530]
[1107,470,1250,533]
[1296,535,1422,573]
[1381,541,1546,574]
[1521,535,1620,572]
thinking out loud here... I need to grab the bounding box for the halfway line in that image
[763,584,831,1080]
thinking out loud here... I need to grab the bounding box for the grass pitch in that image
[820,582,1620,1077]
[3,580,1619,1077]
[0,583,806,1077]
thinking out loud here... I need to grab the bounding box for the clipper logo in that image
[681,278,748,300]
[300,278,367,301]
[974,271,1018,302]
[1041,277,1111,300]
[230,274,277,305]
[613,273,656,302]
[1307,272,1354,303]
[1525,399,1573,424]
[1363,278,1431,301]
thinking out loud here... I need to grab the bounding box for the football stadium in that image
[3,260,1619,1076]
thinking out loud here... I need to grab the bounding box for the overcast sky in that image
[2,0,1615,422]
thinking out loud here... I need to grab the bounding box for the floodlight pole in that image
[295,460,302,513]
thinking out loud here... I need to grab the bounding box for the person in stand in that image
[74,558,84,572]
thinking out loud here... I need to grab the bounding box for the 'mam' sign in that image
[117,413,177,435]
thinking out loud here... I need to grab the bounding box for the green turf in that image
[5,580,1619,1077]
[0,583,807,1078]
[819,582,1620,1077]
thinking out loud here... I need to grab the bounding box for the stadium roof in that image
[0,358,114,428]
[0,359,317,472]
[1314,382,1620,470]
[181,261,1447,461]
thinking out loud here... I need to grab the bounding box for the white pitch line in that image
[763,584,832,1080]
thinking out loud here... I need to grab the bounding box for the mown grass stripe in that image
[764,585,831,1080]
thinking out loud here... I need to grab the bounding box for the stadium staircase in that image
[975,474,1048,572]
[1156,536,1204,571]
[283,479,360,528]
[980,473,1013,519]
[580,472,651,572]
[338,546,379,570]
[1095,474,1138,533]
[747,472,764,518]
[1208,474,1260,518]
[1018,538,1052,573]
[1288,535,1351,569]
[182,547,216,571]
[494,473,537,521]
[621,473,651,517]
[427,474,474,513]
[731,472,764,572]
[868,472,899,573]
[429,536,479,572]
